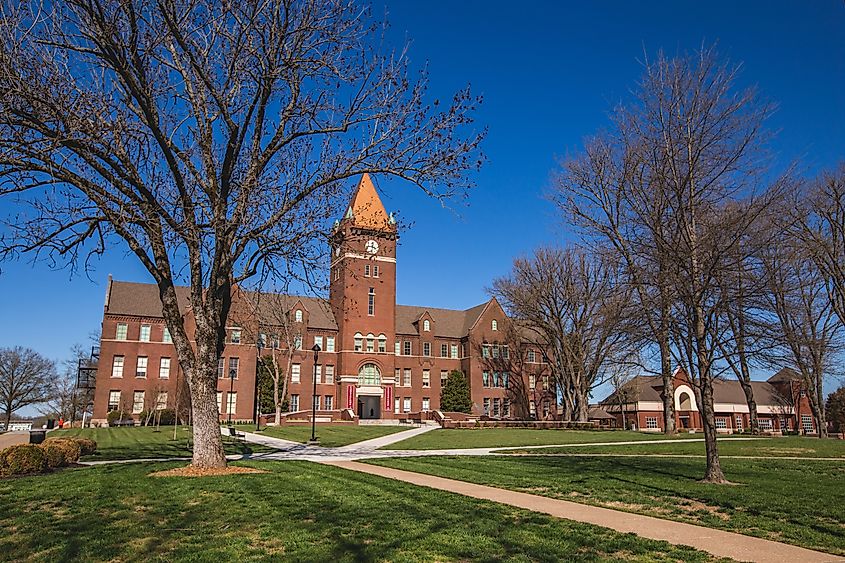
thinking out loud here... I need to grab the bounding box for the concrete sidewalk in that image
[327,460,844,563]
[336,424,437,450]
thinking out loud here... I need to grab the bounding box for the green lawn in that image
[240,424,410,447]
[0,461,719,562]
[368,456,845,556]
[51,426,273,461]
[500,436,845,458]
[385,428,701,450]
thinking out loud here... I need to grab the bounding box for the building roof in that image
[346,174,393,231]
[587,405,615,420]
[600,374,790,408]
[246,292,338,331]
[767,367,802,383]
[106,280,191,317]
[395,301,489,338]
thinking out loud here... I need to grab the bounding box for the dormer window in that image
[423,319,430,332]
[295,309,303,322]
[492,320,498,331]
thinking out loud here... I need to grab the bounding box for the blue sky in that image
[1,1,843,388]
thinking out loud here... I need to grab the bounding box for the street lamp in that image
[255,336,265,431]
[227,368,236,426]
[309,343,321,445]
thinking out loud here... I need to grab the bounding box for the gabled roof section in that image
[394,301,490,338]
[246,292,337,331]
[106,281,191,317]
[346,174,393,231]
[767,367,802,383]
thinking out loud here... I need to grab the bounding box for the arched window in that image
[679,392,692,411]
[354,332,363,352]
[423,319,430,332]
[378,334,387,353]
[294,309,303,322]
[358,363,381,386]
[366,333,375,352]
[491,319,498,331]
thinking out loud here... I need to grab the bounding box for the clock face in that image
[365,240,379,255]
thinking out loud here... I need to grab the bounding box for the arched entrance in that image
[357,363,382,419]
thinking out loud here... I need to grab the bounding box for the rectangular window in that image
[422,397,430,411]
[394,398,400,414]
[163,328,172,344]
[715,417,727,429]
[116,323,128,340]
[502,372,509,389]
[502,346,509,359]
[326,337,335,352]
[395,341,401,355]
[378,338,386,353]
[440,343,448,357]
[364,264,371,277]
[646,417,659,429]
[373,265,380,277]
[217,392,223,412]
[493,398,500,417]
[441,370,448,385]
[270,334,280,349]
[218,358,225,378]
[294,334,302,350]
[529,374,536,389]
[403,398,411,413]
[527,349,536,363]
[529,401,536,415]
[482,345,489,359]
[404,341,412,356]
[325,365,334,385]
[314,336,323,350]
[451,344,458,359]
[492,345,499,359]
[108,391,120,411]
[111,356,124,378]
[503,399,510,417]
[136,356,148,378]
[542,376,549,390]
[156,392,168,410]
[759,418,773,431]
[483,398,490,415]
[290,394,299,412]
[395,368,401,382]
[228,357,239,379]
[779,417,788,430]
[291,364,301,383]
[159,357,171,379]
[403,368,411,387]
[226,392,237,415]
[132,391,145,414]
[422,369,430,388]
[801,415,814,433]
[231,329,241,344]
[423,342,431,357]
[735,415,743,431]
[139,324,151,342]
[325,395,333,410]
[315,365,322,385]
[368,287,375,316]
[482,371,490,388]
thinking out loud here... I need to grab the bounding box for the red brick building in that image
[91,175,554,424]
[600,367,820,434]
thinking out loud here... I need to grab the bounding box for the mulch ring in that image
[149,465,269,478]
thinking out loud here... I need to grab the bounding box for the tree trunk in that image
[809,376,828,438]
[738,379,759,434]
[698,377,726,482]
[659,329,676,435]
[188,354,227,468]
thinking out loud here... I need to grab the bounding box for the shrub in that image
[156,409,176,426]
[73,437,98,456]
[43,438,82,464]
[0,444,47,476]
[107,410,121,425]
[39,442,69,468]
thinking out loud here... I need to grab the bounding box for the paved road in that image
[0,431,31,449]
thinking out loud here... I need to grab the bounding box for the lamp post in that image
[255,336,265,431]
[309,343,321,444]
[227,368,236,426]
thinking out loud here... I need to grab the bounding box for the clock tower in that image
[329,174,398,416]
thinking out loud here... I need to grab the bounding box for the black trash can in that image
[29,430,46,444]
[45,419,55,429]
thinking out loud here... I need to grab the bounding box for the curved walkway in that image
[327,460,844,563]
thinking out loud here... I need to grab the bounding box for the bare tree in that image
[554,131,679,434]
[759,223,842,439]
[491,246,633,422]
[41,344,93,424]
[0,1,483,467]
[0,346,55,429]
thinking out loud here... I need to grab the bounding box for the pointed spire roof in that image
[345,174,393,231]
